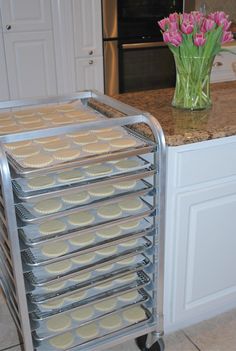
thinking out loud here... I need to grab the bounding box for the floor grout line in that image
[182,330,202,351]
[1,343,23,351]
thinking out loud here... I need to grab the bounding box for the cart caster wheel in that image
[135,334,148,350]
[149,338,165,351]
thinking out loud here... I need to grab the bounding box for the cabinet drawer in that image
[211,48,236,83]
[176,140,236,187]
[76,56,104,93]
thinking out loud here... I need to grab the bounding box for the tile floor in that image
[1,291,236,351]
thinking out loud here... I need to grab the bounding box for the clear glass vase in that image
[172,55,215,110]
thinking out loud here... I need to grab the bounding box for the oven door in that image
[119,41,176,94]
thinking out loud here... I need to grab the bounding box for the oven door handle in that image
[121,41,167,50]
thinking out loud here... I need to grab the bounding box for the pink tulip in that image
[194,32,206,46]
[181,21,194,34]
[169,12,179,22]
[222,31,234,44]
[201,18,215,32]
[219,18,232,31]
[191,11,204,24]
[169,21,179,31]
[164,31,183,47]
[158,18,170,31]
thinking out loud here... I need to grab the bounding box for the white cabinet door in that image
[4,31,57,99]
[76,57,104,93]
[73,0,103,58]
[1,0,52,32]
[0,29,9,100]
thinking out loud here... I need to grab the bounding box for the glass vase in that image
[172,55,215,110]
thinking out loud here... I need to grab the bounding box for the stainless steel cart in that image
[0,91,166,351]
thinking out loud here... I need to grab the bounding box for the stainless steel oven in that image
[102,0,196,95]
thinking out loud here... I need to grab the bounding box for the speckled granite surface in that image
[90,81,236,146]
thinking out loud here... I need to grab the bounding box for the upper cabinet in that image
[73,0,103,58]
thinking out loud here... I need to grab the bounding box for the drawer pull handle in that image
[89,50,94,55]
[213,61,223,67]
[6,24,12,30]
[89,60,94,65]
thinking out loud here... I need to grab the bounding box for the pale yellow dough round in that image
[88,185,115,197]
[45,259,72,274]
[18,117,42,125]
[96,246,118,256]
[42,113,61,121]
[93,128,113,134]
[24,122,46,130]
[99,315,122,330]
[97,204,122,219]
[52,117,74,125]
[72,134,97,146]
[35,136,60,144]
[119,220,140,230]
[53,149,80,161]
[57,169,84,183]
[83,142,110,154]
[95,281,113,290]
[41,297,65,310]
[34,198,62,214]
[71,252,96,265]
[5,140,32,150]
[65,290,87,302]
[14,110,36,118]
[69,233,96,247]
[68,211,95,227]
[39,219,66,235]
[67,131,90,138]
[118,290,139,302]
[76,323,98,339]
[114,180,137,190]
[110,138,137,149]
[118,198,143,212]
[23,153,54,168]
[41,241,69,258]
[11,145,40,158]
[96,226,122,239]
[36,106,56,115]
[115,159,140,171]
[49,332,74,349]
[117,257,136,265]
[0,125,23,134]
[71,306,94,321]
[122,306,146,323]
[85,164,113,177]
[0,112,12,120]
[96,263,114,272]
[27,175,55,190]
[43,281,66,292]
[65,111,87,118]
[0,119,17,127]
[76,114,97,122]
[56,104,75,112]
[116,273,137,284]
[46,314,72,332]
[62,191,90,205]
[95,298,117,312]
[119,239,138,248]
[69,272,91,283]
[97,130,124,140]
[43,140,70,151]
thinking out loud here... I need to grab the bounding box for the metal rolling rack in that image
[0,90,166,351]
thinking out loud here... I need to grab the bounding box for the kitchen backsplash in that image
[195,0,236,22]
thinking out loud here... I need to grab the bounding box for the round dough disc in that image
[118,290,139,302]
[42,113,61,121]
[36,106,56,115]
[62,191,90,205]
[11,145,40,158]
[65,111,87,118]
[71,306,94,321]
[118,198,143,212]
[119,220,140,230]
[96,263,114,272]
[43,281,66,292]
[99,315,122,330]
[34,198,62,214]
[27,175,55,190]
[5,140,32,150]
[85,164,112,177]
[115,159,140,171]
[46,315,72,332]
[117,257,136,265]
[73,134,97,145]
[110,138,137,149]
[39,219,66,235]
[69,272,91,283]
[35,136,60,144]
[23,153,54,168]
[41,297,65,310]
[83,142,110,154]
[116,273,137,284]
[41,241,69,258]
[19,117,42,125]
[57,169,84,183]
[97,130,124,140]
[71,252,96,265]
[43,140,70,151]
[56,104,75,112]
[14,110,35,118]
[95,298,117,312]
[96,246,117,256]
[122,306,146,323]
[96,226,122,239]
[52,117,74,125]
[88,185,115,197]
[76,113,97,122]
[45,259,72,274]
[67,131,90,138]
[0,125,23,134]
[76,323,98,339]
[65,290,87,302]
[114,180,137,190]
[53,149,80,161]
[0,120,17,127]
[69,233,96,247]
[68,211,95,227]
[97,204,122,219]
[119,239,138,248]
[49,332,74,349]
[93,128,112,134]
